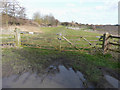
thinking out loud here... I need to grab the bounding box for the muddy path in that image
[2,65,94,88]
[2,48,120,88]
[2,58,94,88]
[2,58,119,88]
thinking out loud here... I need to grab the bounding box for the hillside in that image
[2,14,43,34]
[2,14,119,35]
[2,14,40,27]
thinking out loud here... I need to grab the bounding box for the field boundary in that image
[2,28,120,54]
[101,32,120,54]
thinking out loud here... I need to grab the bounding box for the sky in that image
[17,0,119,25]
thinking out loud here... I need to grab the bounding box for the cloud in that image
[95,0,118,11]
[17,0,118,24]
[66,3,75,7]
[18,0,119,3]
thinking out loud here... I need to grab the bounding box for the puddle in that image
[104,74,120,88]
[2,65,94,88]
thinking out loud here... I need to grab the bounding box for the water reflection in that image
[104,74,120,88]
[3,65,94,88]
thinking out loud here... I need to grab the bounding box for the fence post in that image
[102,32,110,54]
[14,28,21,47]
[59,33,62,51]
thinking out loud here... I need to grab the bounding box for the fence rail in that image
[2,28,120,53]
[109,35,120,39]
[102,33,120,54]
[109,42,120,46]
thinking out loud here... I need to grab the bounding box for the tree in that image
[17,7,26,19]
[55,19,59,26]
[44,14,57,25]
[43,15,49,24]
[1,0,26,26]
[2,0,26,18]
[33,12,43,24]
[33,12,58,26]
[47,14,56,25]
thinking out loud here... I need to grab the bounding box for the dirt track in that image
[2,25,43,34]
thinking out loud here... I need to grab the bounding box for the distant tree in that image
[33,12,58,26]
[48,14,55,25]
[55,19,59,26]
[75,22,78,25]
[44,14,56,25]
[61,22,69,26]
[33,12,42,24]
[43,15,49,24]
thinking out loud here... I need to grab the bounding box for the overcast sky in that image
[18,0,119,25]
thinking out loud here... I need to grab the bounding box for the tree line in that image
[32,12,59,26]
[1,0,59,26]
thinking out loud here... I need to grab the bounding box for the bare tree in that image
[33,12,42,24]
[43,14,56,26]
[33,12,59,26]
[1,0,26,26]
[48,14,56,25]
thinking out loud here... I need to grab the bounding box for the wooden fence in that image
[1,28,120,54]
[1,28,21,47]
[101,32,120,54]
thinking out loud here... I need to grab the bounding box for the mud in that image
[104,74,120,88]
[2,65,94,88]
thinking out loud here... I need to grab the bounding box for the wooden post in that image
[58,33,62,51]
[102,32,110,54]
[14,28,21,47]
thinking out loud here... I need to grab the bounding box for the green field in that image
[2,26,120,87]
[20,26,103,51]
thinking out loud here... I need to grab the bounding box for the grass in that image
[2,26,120,86]
[1,34,15,44]
[19,26,102,50]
